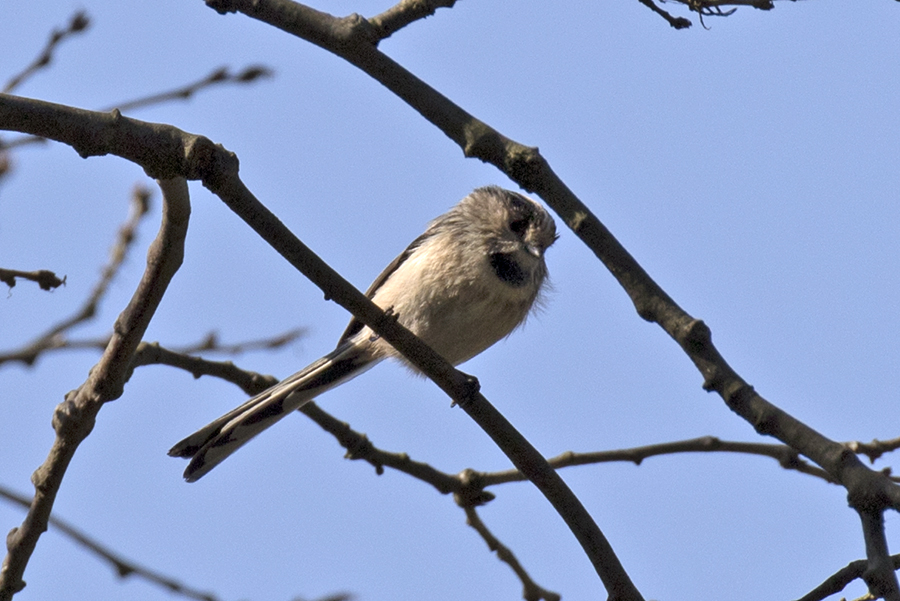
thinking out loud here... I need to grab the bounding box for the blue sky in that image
[2,1,899,600]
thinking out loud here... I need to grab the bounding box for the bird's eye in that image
[509,218,530,237]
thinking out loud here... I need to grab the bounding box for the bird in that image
[169,186,558,482]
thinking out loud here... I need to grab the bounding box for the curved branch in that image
[797,554,900,601]
[108,65,273,113]
[0,177,190,600]
[187,3,900,594]
[482,436,836,486]
[0,93,641,601]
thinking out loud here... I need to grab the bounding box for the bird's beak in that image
[526,243,544,258]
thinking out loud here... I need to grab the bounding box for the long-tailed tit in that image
[169,186,557,482]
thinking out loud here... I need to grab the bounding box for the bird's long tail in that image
[169,343,377,482]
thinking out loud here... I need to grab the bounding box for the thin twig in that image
[1,66,271,151]
[0,328,306,372]
[172,327,306,355]
[462,504,561,601]
[0,484,220,601]
[796,555,900,601]
[0,185,151,367]
[368,0,457,42]
[637,0,693,28]
[649,0,777,28]
[107,65,272,112]
[0,268,65,291]
[482,436,837,486]
[128,341,280,396]
[847,437,900,464]
[298,401,463,495]
[2,11,90,94]
[0,178,190,601]
[292,594,354,601]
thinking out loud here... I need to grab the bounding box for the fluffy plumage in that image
[169,186,557,482]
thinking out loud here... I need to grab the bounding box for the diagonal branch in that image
[189,2,900,595]
[2,11,90,94]
[797,554,900,601]
[0,484,219,601]
[0,93,642,601]
[0,177,190,601]
[461,504,561,601]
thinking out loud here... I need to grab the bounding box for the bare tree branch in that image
[0,268,65,291]
[636,0,693,28]
[1,65,272,151]
[138,339,900,598]
[461,504,561,601]
[797,555,900,601]
[0,177,190,601]
[848,437,900,464]
[108,65,273,112]
[2,11,90,94]
[0,185,151,367]
[111,336,890,493]
[135,328,900,491]
[298,401,462,495]
[0,327,305,379]
[0,94,640,601]
[482,436,837,486]
[647,0,779,28]
[186,2,900,597]
[0,484,220,601]
[171,327,307,355]
[368,0,458,42]
[128,340,281,396]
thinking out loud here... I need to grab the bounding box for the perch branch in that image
[0,93,639,601]
[191,3,900,595]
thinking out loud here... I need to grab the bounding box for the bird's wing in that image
[336,228,435,346]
